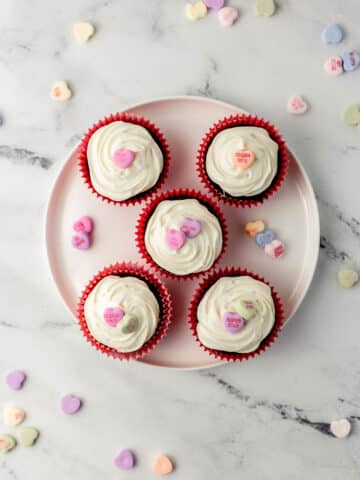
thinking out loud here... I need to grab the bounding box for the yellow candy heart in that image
[338,269,358,288]
[3,406,26,426]
[0,434,16,453]
[255,0,276,16]
[73,22,95,44]
[50,81,72,101]
[245,220,265,238]
[18,427,39,447]
[185,1,207,21]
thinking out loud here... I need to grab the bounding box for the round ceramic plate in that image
[45,96,319,369]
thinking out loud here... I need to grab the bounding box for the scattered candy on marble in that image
[113,148,136,169]
[321,23,343,45]
[3,406,26,427]
[18,427,39,447]
[255,0,275,17]
[287,95,308,115]
[73,216,93,233]
[218,6,239,26]
[337,269,359,288]
[245,220,265,238]
[119,314,139,334]
[264,239,285,258]
[103,307,125,327]
[341,50,360,72]
[61,394,82,415]
[5,370,26,391]
[114,449,135,470]
[223,312,245,333]
[343,105,360,126]
[72,231,91,250]
[204,0,224,10]
[0,434,16,453]
[165,229,186,250]
[73,22,95,44]
[50,81,72,101]
[180,218,202,238]
[185,1,207,21]
[324,56,344,76]
[152,454,174,475]
[330,419,351,438]
[232,149,255,170]
[234,299,256,320]
[255,229,276,248]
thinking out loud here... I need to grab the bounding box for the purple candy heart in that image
[180,218,202,238]
[223,312,245,334]
[61,394,82,415]
[72,231,91,250]
[204,0,224,10]
[5,370,26,390]
[114,449,135,470]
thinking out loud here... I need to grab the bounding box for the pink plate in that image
[45,96,319,369]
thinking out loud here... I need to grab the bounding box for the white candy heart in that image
[330,419,351,438]
[73,22,95,44]
[51,81,73,101]
[3,406,26,426]
[287,95,308,115]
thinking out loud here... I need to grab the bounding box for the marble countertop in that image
[1,0,360,478]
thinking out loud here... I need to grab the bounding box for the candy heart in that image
[18,427,39,447]
[185,1,207,21]
[218,6,239,26]
[180,218,202,238]
[330,419,351,438]
[245,220,265,238]
[72,231,91,250]
[255,0,275,17]
[73,216,93,233]
[343,105,360,126]
[324,56,344,76]
[152,455,174,475]
[341,51,360,72]
[223,312,245,334]
[337,269,358,288]
[321,23,343,44]
[73,22,95,44]
[5,370,26,390]
[234,299,256,320]
[0,434,16,453]
[232,149,255,170]
[165,229,186,250]
[204,0,224,10]
[114,449,135,470]
[120,314,139,334]
[113,148,136,169]
[255,229,276,248]
[3,406,26,426]
[61,394,82,415]
[103,307,125,327]
[287,95,308,115]
[51,81,72,101]
[264,239,285,258]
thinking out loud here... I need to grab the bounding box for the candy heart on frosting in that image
[232,149,255,170]
[330,419,351,438]
[180,218,202,238]
[245,220,265,238]
[165,229,186,250]
[255,229,276,248]
[103,307,125,327]
[152,455,174,475]
[185,1,207,21]
[120,314,139,334]
[73,216,93,233]
[223,312,245,334]
[113,149,136,169]
[234,299,256,320]
[72,231,91,250]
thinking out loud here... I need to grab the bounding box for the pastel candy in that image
[113,149,135,169]
[287,95,308,115]
[61,394,82,415]
[114,449,135,470]
[165,229,186,250]
[5,370,26,390]
[337,269,358,288]
[255,0,275,17]
[152,455,174,475]
[245,220,265,238]
[223,312,245,333]
[324,56,344,76]
[18,427,39,447]
[232,149,255,170]
[264,239,285,258]
[0,434,16,453]
[204,0,224,10]
[3,406,26,426]
[120,314,139,334]
[72,231,91,250]
[185,1,207,21]
[218,7,239,26]
[255,229,276,248]
[51,81,72,101]
[341,51,360,72]
[73,216,93,233]
[73,22,95,44]
[180,218,202,238]
[321,24,343,44]
[103,307,125,327]
[343,105,360,126]
[234,299,256,320]
[330,419,351,438]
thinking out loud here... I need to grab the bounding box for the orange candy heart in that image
[152,455,174,475]
[232,149,255,170]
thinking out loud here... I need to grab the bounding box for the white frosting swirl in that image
[84,275,160,352]
[206,126,278,197]
[197,276,275,353]
[87,121,164,201]
[144,199,223,275]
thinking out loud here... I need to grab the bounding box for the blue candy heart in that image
[341,51,360,72]
[255,229,276,248]
[321,24,343,45]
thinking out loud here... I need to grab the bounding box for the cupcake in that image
[197,114,288,207]
[78,113,170,205]
[136,189,227,279]
[77,262,172,360]
[189,268,284,361]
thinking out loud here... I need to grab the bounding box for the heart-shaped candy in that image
[61,394,82,415]
[223,312,245,334]
[255,229,276,248]
[73,216,93,233]
[5,370,26,390]
[114,449,135,470]
[264,239,285,258]
[321,24,343,44]
[324,56,344,76]
[185,1,207,21]
[232,149,255,170]
[180,218,202,238]
[234,300,256,320]
[73,22,95,44]
[51,81,72,101]
[0,434,16,453]
[341,51,360,72]
[120,314,139,334]
[72,231,91,250]
[343,105,360,126]
[4,406,26,426]
[245,220,265,238]
[337,269,358,288]
[287,95,308,115]
[255,0,275,17]
[330,419,351,438]
[113,149,136,169]
[218,6,239,26]
[152,455,174,475]
[18,427,39,447]
[204,0,224,10]
[165,229,186,250]
[103,307,125,327]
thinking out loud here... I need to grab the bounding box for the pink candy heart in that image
[113,149,136,169]
[204,0,224,10]
[287,95,308,115]
[165,229,186,250]
[330,419,351,438]
[264,239,285,258]
[232,149,255,170]
[103,307,125,327]
[72,231,91,250]
[324,56,344,76]
[73,216,93,233]
[218,6,239,26]
[223,312,245,333]
[180,218,202,238]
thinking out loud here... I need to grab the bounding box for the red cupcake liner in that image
[77,262,172,361]
[188,267,284,362]
[135,188,228,281]
[78,112,170,206]
[196,114,288,208]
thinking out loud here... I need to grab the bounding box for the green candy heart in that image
[255,0,275,16]
[234,299,256,320]
[343,105,360,126]
[120,314,139,334]
[0,434,16,453]
[18,427,39,447]
[338,269,359,289]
